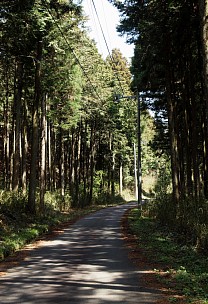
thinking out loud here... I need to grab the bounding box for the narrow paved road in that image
[0,202,161,303]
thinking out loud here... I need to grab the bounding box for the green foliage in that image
[141,156,174,220]
[153,157,172,195]
[151,191,208,253]
[128,209,208,303]
[150,164,208,251]
[44,190,71,211]
[0,191,27,213]
[176,198,208,251]
[0,188,127,261]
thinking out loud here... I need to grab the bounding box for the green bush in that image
[44,190,71,211]
[128,210,208,302]
[0,190,27,213]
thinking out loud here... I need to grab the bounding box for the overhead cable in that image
[91,0,125,96]
[43,0,103,103]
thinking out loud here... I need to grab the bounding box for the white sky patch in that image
[82,0,134,60]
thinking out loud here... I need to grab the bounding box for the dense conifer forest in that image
[0,0,208,258]
[108,0,208,253]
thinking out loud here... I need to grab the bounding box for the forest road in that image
[0,202,161,304]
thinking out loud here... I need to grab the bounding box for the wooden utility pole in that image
[116,93,142,206]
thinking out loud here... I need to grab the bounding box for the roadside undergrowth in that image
[125,208,208,304]
[0,196,124,264]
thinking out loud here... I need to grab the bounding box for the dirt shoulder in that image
[0,204,191,303]
[121,208,187,304]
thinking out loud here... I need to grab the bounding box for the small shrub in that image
[44,190,71,211]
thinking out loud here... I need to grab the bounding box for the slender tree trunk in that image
[22,105,28,194]
[199,0,208,197]
[119,162,123,196]
[202,108,208,198]
[108,132,112,192]
[164,28,180,204]
[27,40,42,214]
[166,69,180,204]
[3,97,11,190]
[184,92,193,196]
[89,122,96,204]
[109,133,115,197]
[111,149,115,197]
[71,127,81,207]
[190,86,200,199]
[82,120,88,206]
[70,130,75,185]
[47,120,52,191]
[134,142,138,199]
[40,93,47,212]
[12,59,23,191]
[60,128,65,205]
[52,127,57,190]
[10,126,14,191]
[3,61,10,189]
[199,0,208,101]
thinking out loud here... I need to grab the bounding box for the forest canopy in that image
[1,0,208,253]
[0,0,153,213]
[107,0,208,251]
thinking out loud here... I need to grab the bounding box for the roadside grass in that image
[128,208,208,304]
[0,195,126,262]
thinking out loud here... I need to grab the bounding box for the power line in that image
[88,0,104,55]
[101,0,112,51]
[91,0,125,96]
[43,1,103,103]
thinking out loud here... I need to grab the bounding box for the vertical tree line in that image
[108,0,208,249]
[0,0,141,213]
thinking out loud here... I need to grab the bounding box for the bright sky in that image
[82,0,134,60]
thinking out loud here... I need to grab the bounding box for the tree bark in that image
[3,95,11,190]
[12,59,23,191]
[199,0,208,198]
[22,104,28,194]
[40,93,47,212]
[89,121,96,205]
[27,40,42,214]
[166,58,180,203]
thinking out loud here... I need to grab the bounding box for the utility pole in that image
[133,142,138,200]
[137,90,142,207]
[115,92,142,207]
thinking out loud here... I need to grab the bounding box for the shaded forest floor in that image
[122,207,208,304]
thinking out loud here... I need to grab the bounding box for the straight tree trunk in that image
[119,162,123,196]
[164,24,180,204]
[22,105,28,194]
[166,65,180,203]
[47,120,52,191]
[199,0,208,197]
[3,61,11,189]
[111,149,115,197]
[3,98,11,190]
[60,128,65,205]
[12,59,23,191]
[108,132,112,192]
[89,122,96,204]
[40,93,47,212]
[27,40,42,214]
[199,0,208,101]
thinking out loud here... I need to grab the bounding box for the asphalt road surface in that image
[0,202,161,303]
